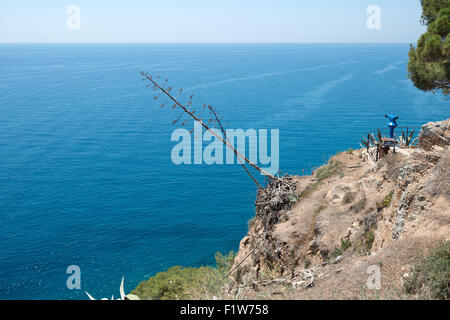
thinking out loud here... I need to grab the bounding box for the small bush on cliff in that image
[331,238,352,258]
[315,160,342,181]
[354,227,376,256]
[403,241,449,300]
[342,192,354,204]
[376,191,394,209]
[132,251,235,300]
[349,195,366,213]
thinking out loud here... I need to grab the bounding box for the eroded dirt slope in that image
[228,118,449,299]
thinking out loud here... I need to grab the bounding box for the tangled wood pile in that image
[255,175,297,230]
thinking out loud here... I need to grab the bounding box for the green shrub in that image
[340,237,351,251]
[331,238,352,258]
[131,265,205,300]
[307,181,320,192]
[364,230,375,252]
[214,251,235,274]
[331,246,342,258]
[377,191,394,209]
[347,148,354,154]
[355,228,376,256]
[132,251,235,300]
[403,241,449,300]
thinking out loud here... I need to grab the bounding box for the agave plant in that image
[85,276,140,300]
[396,127,418,147]
[360,133,374,150]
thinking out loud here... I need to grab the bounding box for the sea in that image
[0,43,448,299]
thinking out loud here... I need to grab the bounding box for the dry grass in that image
[309,204,326,237]
[315,160,342,181]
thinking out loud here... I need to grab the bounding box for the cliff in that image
[133,119,449,300]
[228,118,449,299]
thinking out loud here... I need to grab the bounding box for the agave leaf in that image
[120,276,125,300]
[85,291,96,300]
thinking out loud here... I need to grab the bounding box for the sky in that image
[0,0,426,43]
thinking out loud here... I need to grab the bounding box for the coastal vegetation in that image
[131,251,235,300]
[315,159,342,181]
[408,0,450,95]
[404,241,449,299]
[376,191,394,210]
[331,238,352,259]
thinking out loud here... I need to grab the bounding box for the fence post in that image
[367,133,370,152]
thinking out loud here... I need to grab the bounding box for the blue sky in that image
[0,0,425,43]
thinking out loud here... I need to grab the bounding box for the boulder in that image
[417,118,450,151]
[325,184,351,204]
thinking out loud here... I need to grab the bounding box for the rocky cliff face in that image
[229,119,449,299]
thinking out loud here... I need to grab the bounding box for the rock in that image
[364,210,379,232]
[359,176,383,189]
[349,195,367,213]
[425,151,450,198]
[343,220,361,242]
[307,240,320,255]
[417,118,450,151]
[392,208,406,240]
[325,184,351,204]
[397,161,428,188]
[400,272,410,287]
[392,186,416,240]
[332,255,343,264]
[335,267,344,274]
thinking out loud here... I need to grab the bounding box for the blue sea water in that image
[0,44,448,300]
